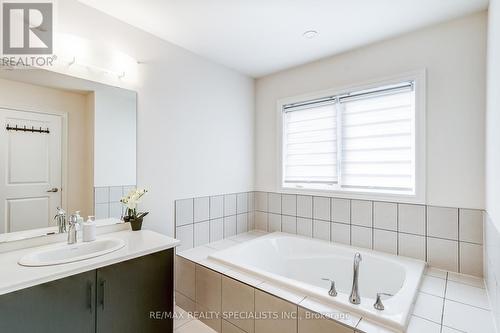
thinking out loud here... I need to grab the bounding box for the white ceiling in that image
[77,0,488,77]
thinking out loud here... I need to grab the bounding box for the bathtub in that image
[208,232,425,332]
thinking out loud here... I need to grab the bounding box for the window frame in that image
[276,70,426,204]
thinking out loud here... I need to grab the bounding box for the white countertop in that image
[0,229,180,296]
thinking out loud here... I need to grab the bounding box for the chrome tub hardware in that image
[321,278,338,297]
[349,252,362,304]
[373,293,393,310]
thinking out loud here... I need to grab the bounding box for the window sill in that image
[279,185,425,204]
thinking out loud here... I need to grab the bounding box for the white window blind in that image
[282,81,416,195]
[340,89,415,192]
[283,102,337,185]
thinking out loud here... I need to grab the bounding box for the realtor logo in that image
[2,2,53,54]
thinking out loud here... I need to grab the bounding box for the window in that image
[281,78,423,200]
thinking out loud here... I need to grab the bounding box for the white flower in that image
[120,188,148,210]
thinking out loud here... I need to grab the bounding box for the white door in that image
[0,109,62,233]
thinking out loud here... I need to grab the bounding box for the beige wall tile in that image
[427,237,459,272]
[222,319,247,333]
[298,307,354,333]
[460,242,484,277]
[459,209,483,244]
[222,276,255,333]
[255,290,297,333]
[176,255,196,300]
[176,291,196,313]
[427,206,459,240]
[196,303,222,332]
[196,265,222,312]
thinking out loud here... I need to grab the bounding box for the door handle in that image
[99,280,106,310]
[87,281,93,313]
[46,187,58,193]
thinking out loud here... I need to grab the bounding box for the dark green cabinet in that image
[0,270,96,333]
[96,250,173,333]
[0,249,173,333]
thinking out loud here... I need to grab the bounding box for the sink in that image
[18,238,126,267]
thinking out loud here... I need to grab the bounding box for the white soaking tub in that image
[208,232,425,332]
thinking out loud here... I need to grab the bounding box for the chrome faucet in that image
[321,278,338,297]
[67,214,78,244]
[53,207,67,233]
[373,292,393,310]
[349,253,362,304]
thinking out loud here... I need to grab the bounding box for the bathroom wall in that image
[255,12,486,210]
[0,78,94,218]
[57,0,255,236]
[484,0,500,329]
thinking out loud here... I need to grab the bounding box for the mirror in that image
[0,68,136,242]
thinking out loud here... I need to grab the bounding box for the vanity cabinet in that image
[0,270,96,333]
[0,249,173,333]
[96,249,173,333]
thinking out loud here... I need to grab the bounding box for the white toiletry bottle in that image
[82,216,96,242]
[75,211,84,230]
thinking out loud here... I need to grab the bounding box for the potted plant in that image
[120,189,149,231]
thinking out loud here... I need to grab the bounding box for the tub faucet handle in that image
[321,278,338,297]
[373,292,393,311]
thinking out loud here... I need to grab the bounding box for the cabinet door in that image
[0,270,96,333]
[96,249,174,333]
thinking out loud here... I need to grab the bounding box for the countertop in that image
[0,229,180,296]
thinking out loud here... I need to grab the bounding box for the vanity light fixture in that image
[64,56,126,79]
[303,30,319,39]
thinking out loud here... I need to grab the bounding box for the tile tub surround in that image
[175,231,496,333]
[175,192,255,252]
[209,232,424,331]
[94,185,136,220]
[252,192,484,276]
[175,191,483,276]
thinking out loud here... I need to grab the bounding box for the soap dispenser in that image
[82,216,96,242]
[75,211,84,229]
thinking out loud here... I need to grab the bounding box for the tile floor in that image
[176,231,496,333]
[174,305,215,333]
[408,267,495,333]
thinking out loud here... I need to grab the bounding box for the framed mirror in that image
[0,68,136,242]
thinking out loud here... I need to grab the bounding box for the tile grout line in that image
[312,197,315,238]
[439,271,448,332]
[371,201,374,250]
[397,203,400,255]
[349,199,353,246]
[327,197,331,241]
[208,197,212,243]
[425,204,428,263]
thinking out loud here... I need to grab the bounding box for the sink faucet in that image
[67,214,78,244]
[349,253,362,304]
[53,207,66,233]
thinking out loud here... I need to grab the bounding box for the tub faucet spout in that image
[349,253,362,304]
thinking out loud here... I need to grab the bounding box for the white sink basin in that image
[18,238,126,267]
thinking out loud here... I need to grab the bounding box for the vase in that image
[129,217,143,231]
